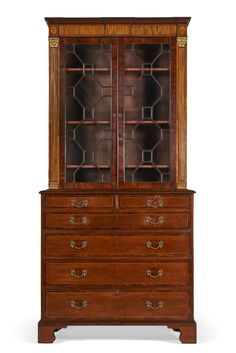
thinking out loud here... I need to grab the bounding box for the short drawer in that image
[45,234,189,258]
[119,195,190,209]
[45,195,114,209]
[45,262,189,285]
[46,291,190,320]
[45,213,190,229]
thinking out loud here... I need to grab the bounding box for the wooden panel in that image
[59,24,105,36]
[46,291,190,319]
[45,234,189,257]
[58,23,177,37]
[176,37,187,189]
[48,38,60,189]
[46,262,189,285]
[119,195,190,209]
[45,17,191,25]
[45,213,190,229]
[105,24,130,35]
[45,195,114,209]
[130,24,176,36]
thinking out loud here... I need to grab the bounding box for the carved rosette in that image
[49,25,58,36]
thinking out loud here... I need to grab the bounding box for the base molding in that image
[168,321,197,343]
[38,320,67,343]
[38,320,196,343]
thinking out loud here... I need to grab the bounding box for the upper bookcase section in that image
[45,17,191,37]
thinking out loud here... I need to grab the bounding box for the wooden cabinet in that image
[38,17,196,344]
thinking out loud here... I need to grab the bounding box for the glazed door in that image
[60,38,117,189]
[118,37,176,189]
[60,37,176,189]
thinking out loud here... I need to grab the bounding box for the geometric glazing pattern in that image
[125,123,170,182]
[124,43,171,182]
[65,44,112,182]
[65,44,112,122]
[124,43,170,121]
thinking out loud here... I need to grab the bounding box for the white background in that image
[0,0,235,351]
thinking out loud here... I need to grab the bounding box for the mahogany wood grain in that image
[48,38,60,189]
[45,17,190,39]
[45,213,190,229]
[45,291,190,319]
[45,234,189,258]
[45,17,191,25]
[119,195,190,209]
[38,321,67,343]
[45,195,114,208]
[45,261,189,285]
[40,189,195,195]
[176,36,187,189]
[169,321,196,343]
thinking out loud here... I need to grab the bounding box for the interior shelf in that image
[126,165,169,169]
[67,164,110,169]
[66,68,110,72]
[126,120,169,125]
[67,120,169,125]
[125,68,169,71]
[66,68,169,72]
[66,164,169,169]
[67,120,111,125]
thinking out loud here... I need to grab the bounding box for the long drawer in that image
[45,234,189,257]
[119,195,190,209]
[46,291,190,319]
[45,213,190,229]
[46,262,189,285]
[45,195,114,209]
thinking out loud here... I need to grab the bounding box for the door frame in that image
[118,36,177,190]
[59,37,118,189]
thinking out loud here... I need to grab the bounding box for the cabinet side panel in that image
[176,37,187,189]
[49,38,60,189]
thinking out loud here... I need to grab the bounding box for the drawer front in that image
[45,213,190,229]
[119,195,190,209]
[45,196,114,209]
[46,291,190,319]
[46,262,189,285]
[45,234,189,257]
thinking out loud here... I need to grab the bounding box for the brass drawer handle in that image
[146,300,164,310]
[146,199,164,208]
[71,198,89,208]
[70,240,88,250]
[146,241,164,249]
[70,300,88,310]
[146,269,164,278]
[70,269,88,278]
[69,216,88,225]
[145,216,164,225]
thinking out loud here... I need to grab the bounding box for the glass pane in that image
[65,43,112,183]
[124,43,171,182]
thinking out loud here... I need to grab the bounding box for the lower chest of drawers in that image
[41,192,193,323]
